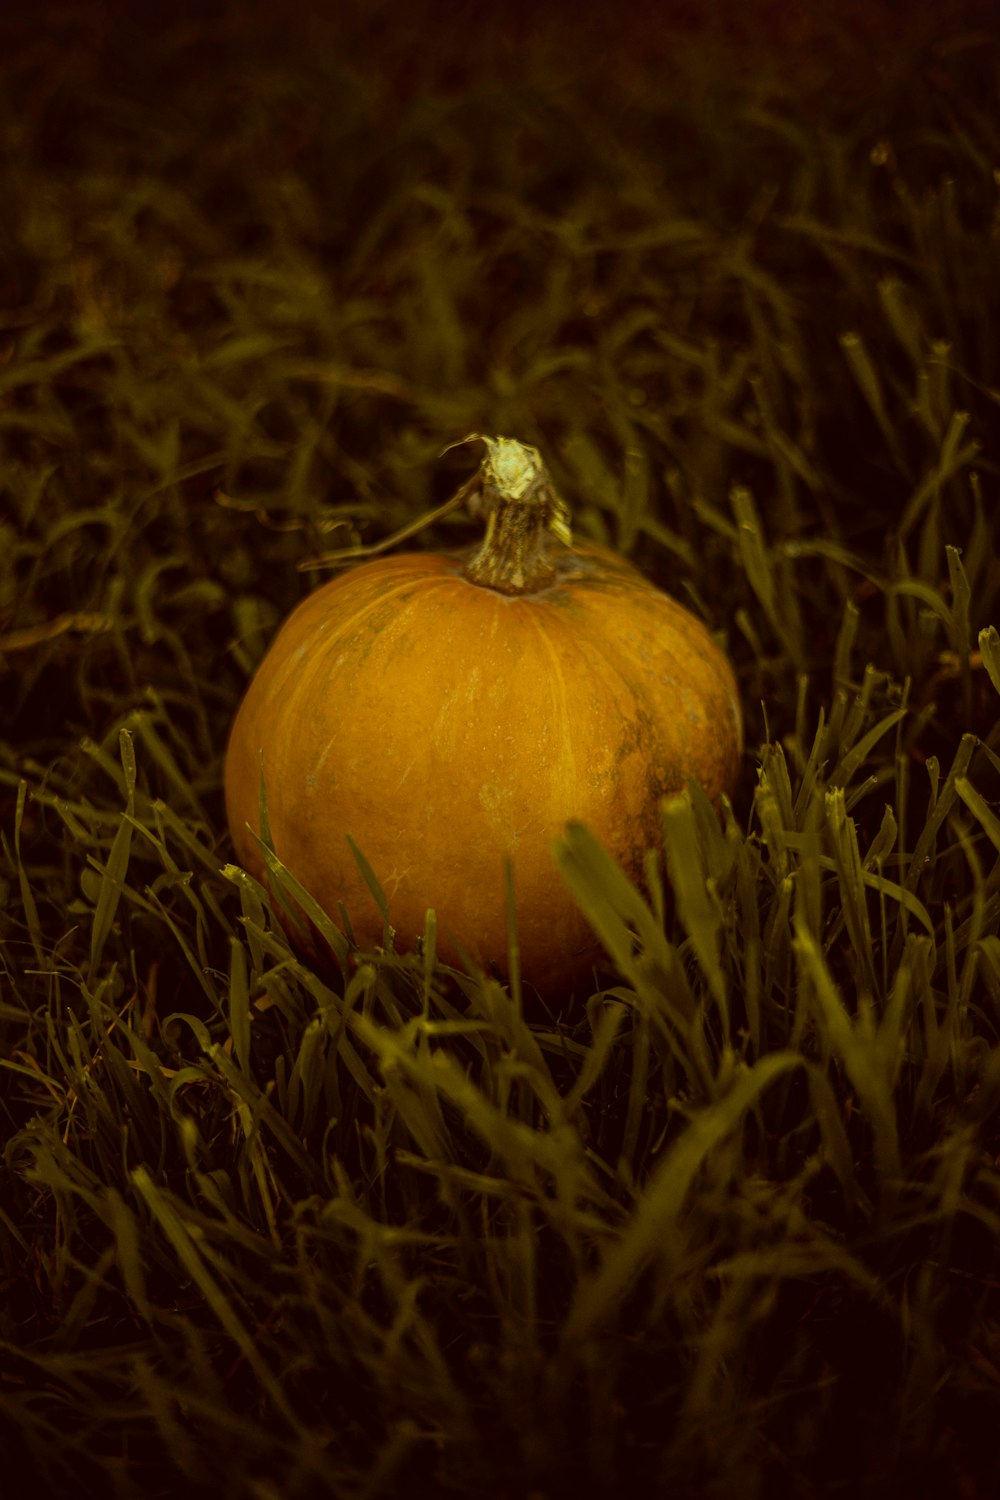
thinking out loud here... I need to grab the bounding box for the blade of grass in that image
[89,729,136,982]
[560,1052,803,1344]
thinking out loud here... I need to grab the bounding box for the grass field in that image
[2,2,1000,1496]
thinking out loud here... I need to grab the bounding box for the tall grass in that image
[2,3,1000,1497]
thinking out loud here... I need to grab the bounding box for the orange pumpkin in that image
[224,437,742,996]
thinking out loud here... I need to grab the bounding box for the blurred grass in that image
[2,1,1000,1497]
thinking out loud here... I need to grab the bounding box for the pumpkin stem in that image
[460,435,572,595]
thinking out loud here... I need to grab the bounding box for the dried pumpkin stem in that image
[460,436,572,596]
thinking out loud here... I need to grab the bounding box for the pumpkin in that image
[224,436,742,996]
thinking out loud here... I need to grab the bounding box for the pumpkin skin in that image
[224,522,742,998]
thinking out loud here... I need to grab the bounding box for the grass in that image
[2,1,1000,1496]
